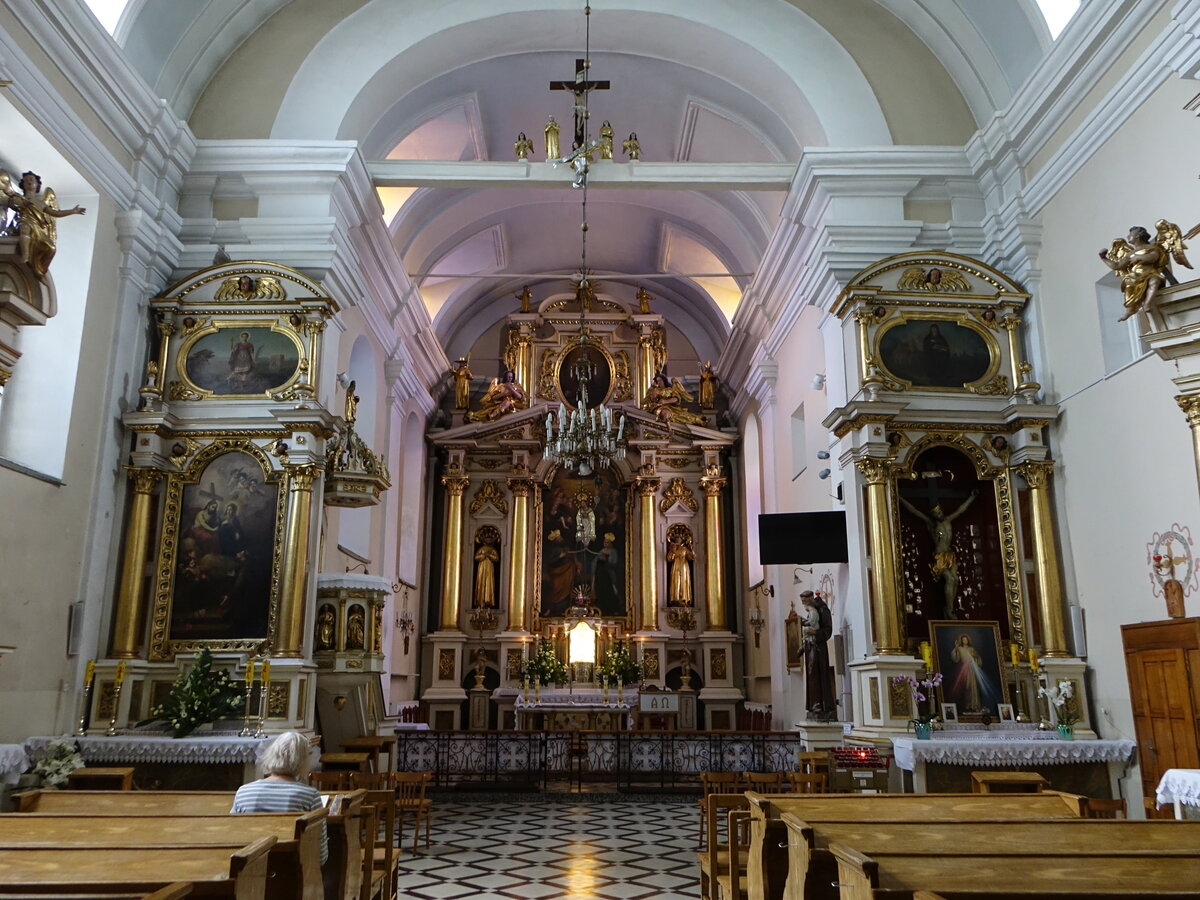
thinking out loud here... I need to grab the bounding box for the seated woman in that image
[231,730,328,866]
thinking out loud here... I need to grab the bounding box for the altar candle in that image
[261,659,271,685]
[616,415,625,441]
[84,659,95,687]
[919,641,933,669]
[245,660,256,688]
[114,661,126,685]
[1027,648,1039,671]
[1010,643,1020,667]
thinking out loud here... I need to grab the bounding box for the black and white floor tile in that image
[396,796,700,900]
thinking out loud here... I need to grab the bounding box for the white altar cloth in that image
[26,733,272,765]
[0,744,28,784]
[1156,768,1200,819]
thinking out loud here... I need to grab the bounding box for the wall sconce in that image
[395,609,414,655]
[816,450,830,459]
[748,604,766,649]
[793,566,812,584]
[817,469,831,479]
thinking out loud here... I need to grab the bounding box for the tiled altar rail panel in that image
[393,730,804,789]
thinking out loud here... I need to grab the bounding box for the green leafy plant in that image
[27,736,84,787]
[596,640,642,686]
[521,638,570,686]
[139,648,244,738]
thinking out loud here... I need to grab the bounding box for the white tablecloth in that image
[26,734,271,765]
[1156,769,1200,809]
[892,735,1135,771]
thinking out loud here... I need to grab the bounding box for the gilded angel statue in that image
[0,171,87,279]
[1099,221,1192,321]
[214,274,287,301]
[897,265,971,293]
[642,372,706,425]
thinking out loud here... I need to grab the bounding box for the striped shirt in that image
[231,779,328,864]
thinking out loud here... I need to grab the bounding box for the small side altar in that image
[25,733,277,790]
[891,728,1135,796]
[514,687,638,731]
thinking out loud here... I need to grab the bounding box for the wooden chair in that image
[698,772,740,844]
[785,770,828,794]
[350,773,399,900]
[716,809,752,900]
[1084,797,1128,818]
[394,771,432,853]
[796,750,831,780]
[321,753,371,774]
[309,771,354,791]
[696,793,750,900]
[742,771,787,794]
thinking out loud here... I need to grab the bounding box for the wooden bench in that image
[969,771,1048,793]
[67,766,136,790]
[0,881,195,900]
[830,842,1200,898]
[13,790,239,814]
[788,818,1200,900]
[0,836,276,899]
[0,812,325,900]
[340,737,396,774]
[698,793,751,900]
[320,753,371,774]
[744,791,1086,900]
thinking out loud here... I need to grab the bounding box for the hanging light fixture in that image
[543,2,626,476]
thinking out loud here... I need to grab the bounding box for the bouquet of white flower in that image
[1038,678,1079,726]
[27,736,84,787]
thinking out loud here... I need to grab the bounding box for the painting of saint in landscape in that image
[169,451,278,641]
[184,326,300,395]
[878,319,991,388]
[541,468,626,618]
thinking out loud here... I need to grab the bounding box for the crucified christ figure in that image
[900,489,978,619]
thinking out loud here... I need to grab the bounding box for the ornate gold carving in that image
[612,350,633,402]
[287,463,321,492]
[659,477,698,514]
[442,475,470,497]
[506,648,523,681]
[470,480,509,515]
[700,475,727,497]
[660,456,697,469]
[212,275,286,301]
[888,677,912,718]
[855,457,892,484]
[897,266,972,293]
[869,676,881,719]
[438,648,456,681]
[891,433,999,481]
[537,349,557,400]
[129,468,163,494]
[266,681,289,718]
[635,477,660,497]
[507,476,533,498]
[642,648,660,680]
[1178,394,1200,427]
[168,381,202,401]
[994,467,1027,650]
[1019,460,1054,490]
[477,458,505,470]
[97,682,117,721]
[710,648,727,680]
[0,367,11,386]
[969,374,1010,396]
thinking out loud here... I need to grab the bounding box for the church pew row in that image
[0,813,325,900]
[912,893,1200,900]
[787,817,1200,900]
[829,843,1200,899]
[738,791,1088,900]
[0,881,195,900]
[0,837,275,900]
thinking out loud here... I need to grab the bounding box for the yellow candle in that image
[245,660,256,687]
[114,661,126,685]
[1027,647,1039,671]
[84,659,95,687]
[1010,643,1020,667]
[261,659,271,685]
[919,642,933,668]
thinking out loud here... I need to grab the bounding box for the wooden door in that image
[1122,618,1200,805]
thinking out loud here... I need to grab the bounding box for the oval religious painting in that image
[557,344,612,409]
[877,319,992,388]
[183,326,301,395]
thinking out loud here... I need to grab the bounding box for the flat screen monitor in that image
[758,511,848,565]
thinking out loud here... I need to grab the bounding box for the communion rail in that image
[392,730,804,791]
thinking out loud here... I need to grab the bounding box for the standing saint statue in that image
[0,171,87,279]
[666,534,694,606]
[346,607,365,650]
[636,285,652,314]
[799,591,836,720]
[598,120,615,159]
[699,361,718,409]
[900,489,978,619]
[474,535,499,608]
[516,285,533,313]
[344,379,359,424]
[545,115,560,160]
[451,357,472,409]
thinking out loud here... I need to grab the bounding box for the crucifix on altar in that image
[549,58,610,152]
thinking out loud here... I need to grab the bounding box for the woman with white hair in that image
[231,731,327,864]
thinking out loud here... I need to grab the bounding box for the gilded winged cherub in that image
[0,171,87,279]
[642,372,706,425]
[1099,221,1192,320]
[514,132,534,160]
[466,370,526,422]
[622,132,641,161]
[897,266,971,293]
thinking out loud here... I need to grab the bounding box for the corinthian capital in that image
[1018,460,1054,489]
[854,456,892,484]
[1177,394,1200,428]
[442,475,470,497]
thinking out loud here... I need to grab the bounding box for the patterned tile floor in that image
[395,795,700,900]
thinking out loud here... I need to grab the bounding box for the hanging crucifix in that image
[549,58,610,152]
[899,469,978,619]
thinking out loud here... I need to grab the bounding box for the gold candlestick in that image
[239,660,257,737]
[106,662,126,736]
[76,660,95,736]
[254,659,270,738]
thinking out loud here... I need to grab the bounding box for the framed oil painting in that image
[151,443,285,659]
[182,324,302,396]
[785,605,803,670]
[929,619,1008,719]
[540,467,627,619]
[556,342,612,409]
[877,317,995,389]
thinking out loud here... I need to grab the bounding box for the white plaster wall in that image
[1033,74,1200,756]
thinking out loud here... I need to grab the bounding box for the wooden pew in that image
[0,881,195,900]
[744,791,1086,900]
[913,892,1200,900]
[699,793,751,900]
[791,818,1200,900]
[830,842,1200,899]
[0,836,276,900]
[0,812,325,900]
[13,790,238,814]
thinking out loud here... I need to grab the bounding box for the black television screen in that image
[758,511,848,565]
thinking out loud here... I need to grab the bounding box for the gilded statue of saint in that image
[474,536,499,608]
[643,372,705,426]
[1099,221,1192,320]
[699,361,718,409]
[514,132,534,160]
[344,380,359,424]
[900,489,978,619]
[622,132,640,161]
[666,535,694,607]
[346,608,365,650]
[316,606,335,651]
[599,121,615,160]
[1,171,86,279]
[466,370,526,422]
[636,286,652,314]
[545,115,561,160]
[451,357,472,409]
[516,285,533,313]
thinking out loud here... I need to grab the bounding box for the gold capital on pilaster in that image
[1017,459,1053,490]
[287,464,321,492]
[442,474,470,497]
[129,468,163,494]
[700,475,727,497]
[506,476,533,496]
[1000,314,1022,333]
[855,456,892,484]
[1177,393,1200,427]
[636,477,660,497]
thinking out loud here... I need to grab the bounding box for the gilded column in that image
[1001,315,1041,395]
[856,457,904,655]
[440,472,470,631]
[517,335,533,397]
[1176,395,1200,494]
[636,476,660,630]
[1019,460,1069,657]
[700,469,728,629]
[851,310,874,384]
[506,476,532,631]
[277,464,320,656]
[111,469,162,658]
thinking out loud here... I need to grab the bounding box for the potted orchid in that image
[1038,678,1079,739]
[891,672,943,739]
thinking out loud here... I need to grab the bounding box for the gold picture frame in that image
[175,319,306,399]
[873,313,1002,393]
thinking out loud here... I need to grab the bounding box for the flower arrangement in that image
[139,648,244,737]
[596,640,642,686]
[1038,678,1079,726]
[26,736,84,787]
[521,638,570,686]
[892,672,943,729]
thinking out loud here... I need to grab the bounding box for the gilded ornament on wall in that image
[470,480,509,516]
[659,477,698,514]
[710,648,727,680]
[642,648,660,680]
[438,649,456,681]
[1099,221,1191,321]
[266,682,289,719]
[888,677,912,718]
[213,274,286,300]
[897,266,972,293]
